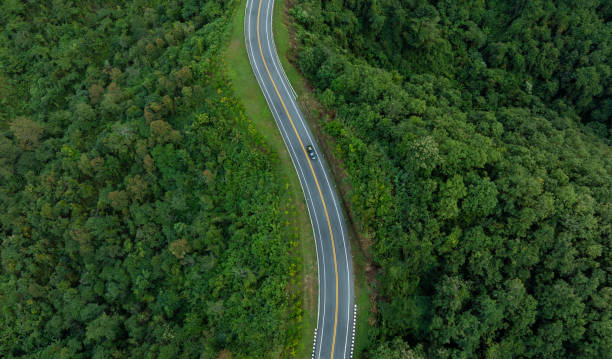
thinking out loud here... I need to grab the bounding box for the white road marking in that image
[245,0,328,357]
[247,0,354,357]
[263,1,353,357]
[267,0,297,99]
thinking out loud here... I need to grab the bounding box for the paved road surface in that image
[244,0,355,358]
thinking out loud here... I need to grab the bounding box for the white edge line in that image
[260,1,329,356]
[269,0,297,99]
[262,0,354,357]
[245,1,326,357]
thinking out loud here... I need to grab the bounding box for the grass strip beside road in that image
[225,1,318,358]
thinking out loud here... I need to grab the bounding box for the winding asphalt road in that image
[244,0,355,358]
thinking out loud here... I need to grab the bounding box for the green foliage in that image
[292,0,612,357]
[0,1,298,358]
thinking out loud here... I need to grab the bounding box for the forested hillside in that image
[290,0,611,357]
[0,1,300,358]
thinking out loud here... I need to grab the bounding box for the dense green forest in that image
[291,0,611,357]
[0,0,301,358]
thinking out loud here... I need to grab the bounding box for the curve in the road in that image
[244,0,355,358]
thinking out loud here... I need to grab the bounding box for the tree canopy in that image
[291,0,611,357]
[1,0,301,357]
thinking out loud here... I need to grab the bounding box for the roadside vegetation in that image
[289,0,611,357]
[0,0,301,357]
[225,0,317,357]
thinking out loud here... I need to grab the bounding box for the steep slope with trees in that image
[290,0,611,357]
[0,1,300,357]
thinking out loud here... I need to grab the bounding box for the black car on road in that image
[306,145,316,160]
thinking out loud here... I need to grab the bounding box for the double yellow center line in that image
[254,0,340,358]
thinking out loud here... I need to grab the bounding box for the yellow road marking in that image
[255,0,340,358]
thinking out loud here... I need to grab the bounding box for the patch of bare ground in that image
[217,349,231,359]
